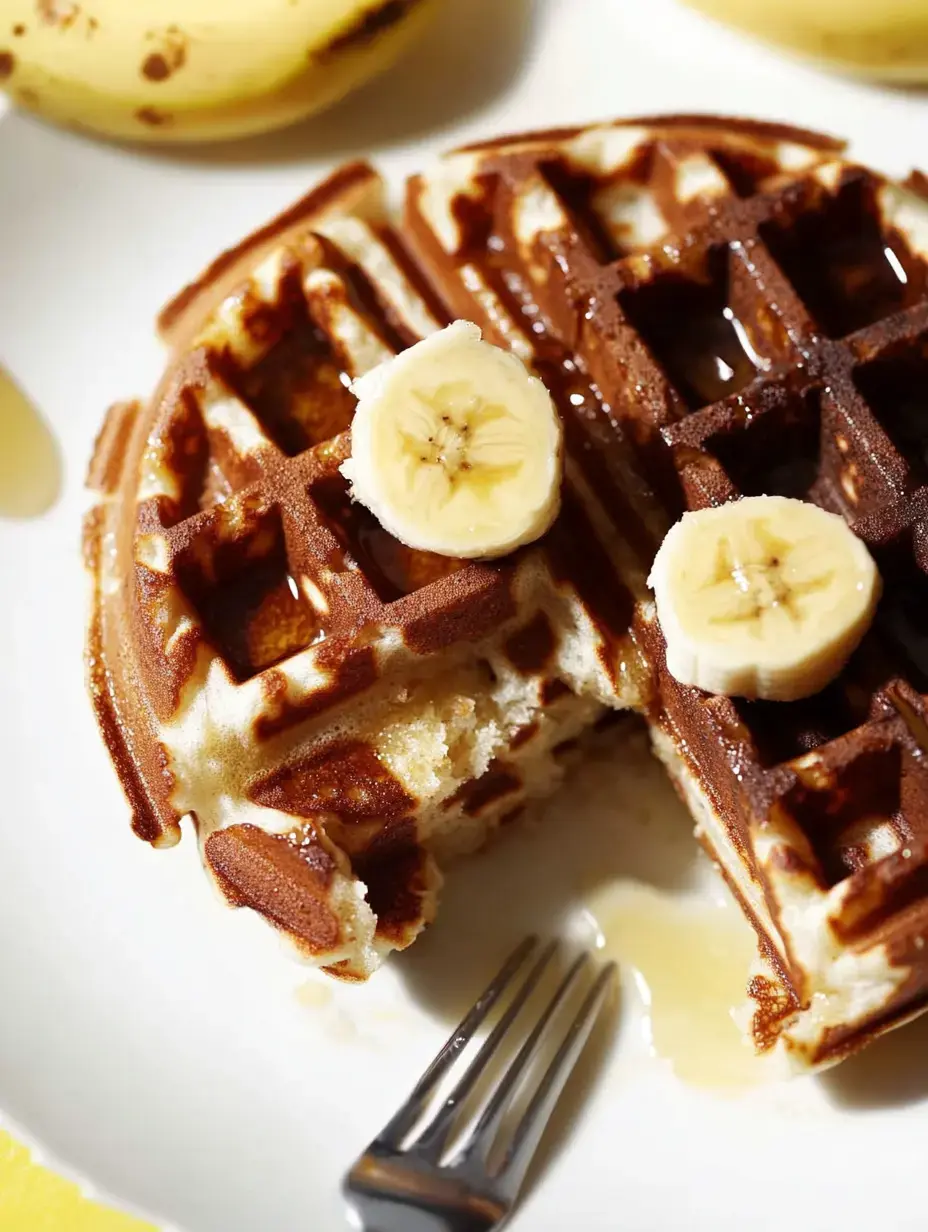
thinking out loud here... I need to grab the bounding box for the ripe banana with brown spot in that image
[0,0,439,143]
[684,0,928,82]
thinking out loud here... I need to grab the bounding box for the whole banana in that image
[684,0,928,82]
[0,0,439,143]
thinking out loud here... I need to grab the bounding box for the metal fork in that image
[342,937,617,1232]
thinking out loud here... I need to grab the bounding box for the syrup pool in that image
[586,882,771,1091]
[0,365,61,519]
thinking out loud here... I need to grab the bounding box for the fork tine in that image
[373,935,539,1150]
[410,940,560,1162]
[453,951,594,1168]
[495,961,617,1198]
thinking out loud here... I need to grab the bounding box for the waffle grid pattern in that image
[108,169,652,978]
[405,121,928,1058]
[138,240,496,690]
[89,117,928,1062]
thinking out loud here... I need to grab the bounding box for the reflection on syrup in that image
[668,308,759,408]
[759,180,927,339]
[586,882,768,1091]
[619,249,762,411]
[0,364,61,518]
[228,312,356,456]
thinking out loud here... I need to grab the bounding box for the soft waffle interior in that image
[109,178,653,984]
[89,120,928,1065]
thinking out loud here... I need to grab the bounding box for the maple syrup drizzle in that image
[0,365,61,518]
[587,883,770,1090]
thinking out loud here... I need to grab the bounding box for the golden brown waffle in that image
[86,115,928,1067]
[405,115,928,1067]
[85,158,657,982]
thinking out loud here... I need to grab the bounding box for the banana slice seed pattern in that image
[701,521,836,631]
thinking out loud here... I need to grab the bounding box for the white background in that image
[2,1,928,1228]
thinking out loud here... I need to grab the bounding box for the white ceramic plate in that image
[3,1,928,1228]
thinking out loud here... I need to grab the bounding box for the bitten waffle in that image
[86,116,928,1069]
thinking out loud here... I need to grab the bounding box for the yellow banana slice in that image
[648,495,881,702]
[341,321,563,560]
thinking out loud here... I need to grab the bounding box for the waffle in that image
[85,158,660,982]
[86,115,928,1069]
[406,114,928,1067]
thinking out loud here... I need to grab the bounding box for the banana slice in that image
[340,321,563,560]
[648,495,881,702]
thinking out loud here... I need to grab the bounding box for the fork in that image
[342,937,617,1232]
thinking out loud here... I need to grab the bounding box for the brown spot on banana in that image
[141,28,187,81]
[136,106,173,127]
[142,52,170,81]
[318,0,421,60]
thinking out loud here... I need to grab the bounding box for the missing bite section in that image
[85,117,928,1071]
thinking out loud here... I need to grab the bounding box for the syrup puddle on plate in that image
[295,980,334,1010]
[0,364,62,518]
[585,882,770,1091]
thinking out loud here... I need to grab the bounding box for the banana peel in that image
[0,0,440,143]
[683,0,928,82]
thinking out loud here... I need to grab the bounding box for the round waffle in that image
[86,115,928,1068]
[86,151,657,981]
